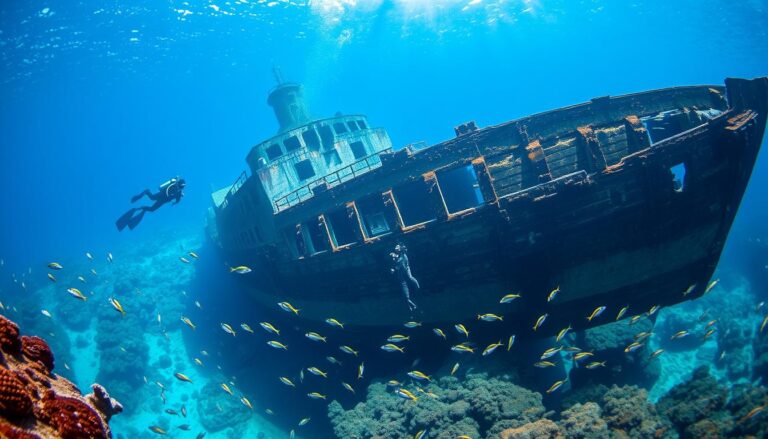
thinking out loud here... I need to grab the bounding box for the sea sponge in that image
[0,369,33,418]
[0,315,21,354]
[20,337,54,372]
[44,395,108,439]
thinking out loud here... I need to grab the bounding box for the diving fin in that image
[127,210,145,230]
[115,208,137,232]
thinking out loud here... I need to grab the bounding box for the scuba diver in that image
[390,244,420,312]
[116,177,186,231]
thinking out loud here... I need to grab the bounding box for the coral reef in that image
[328,373,545,439]
[0,313,120,438]
[196,380,250,433]
[557,402,609,439]
[499,419,562,439]
[600,385,672,438]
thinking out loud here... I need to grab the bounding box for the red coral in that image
[0,315,21,354]
[20,337,54,372]
[0,421,42,439]
[44,395,108,439]
[0,369,32,419]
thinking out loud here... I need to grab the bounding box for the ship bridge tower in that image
[268,66,311,133]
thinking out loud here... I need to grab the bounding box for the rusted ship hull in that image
[219,77,766,332]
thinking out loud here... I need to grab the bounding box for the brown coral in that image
[500,419,564,439]
[0,316,21,354]
[44,395,108,439]
[0,369,32,419]
[0,421,41,439]
[20,337,54,373]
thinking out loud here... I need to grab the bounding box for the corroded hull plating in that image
[219,77,766,331]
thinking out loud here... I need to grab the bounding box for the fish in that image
[573,351,594,362]
[556,325,572,342]
[616,306,629,321]
[634,331,653,341]
[451,344,475,354]
[342,382,355,394]
[706,319,718,328]
[220,383,234,395]
[585,361,607,369]
[47,273,56,282]
[546,378,567,394]
[624,342,644,353]
[48,262,63,270]
[181,405,187,417]
[587,306,607,322]
[548,286,560,302]
[647,305,661,316]
[386,380,402,388]
[404,321,422,328]
[739,405,766,422]
[241,323,254,333]
[761,315,768,333]
[307,392,327,400]
[240,397,253,409]
[278,301,300,315]
[407,370,431,381]
[265,409,274,415]
[298,417,311,426]
[221,323,236,336]
[483,341,504,356]
[339,345,359,356]
[477,313,503,322]
[165,409,178,415]
[157,313,162,325]
[757,301,766,312]
[307,367,328,378]
[90,268,98,276]
[683,284,697,296]
[649,349,664,360]
[299,369,304,382]
[357,362,365,379]
[325,318,344,329]
[148,426,167,435]
[174,372,192,383]
[107,252,113,262]
[66,288,87,301]
[533,314,548,331]
[414,429,429,439]
[433,328,447,339]
[195,300,202,309]
[189,251,199,259]
[108,297,126,316]
[454,323,469,338]
[395,388,418,401]
[451,362,460,376]
[259,322,280,335]
[507,335,516,351]
[305,332,327,343]
[181,317,196,330]
[86,252,93,260]
[77,276,87,283]
[280,377,296,387]
[704,278,719,295]
[230,266,252,274]
[499,293,522,304]
[629,315,644,325]
[180,257,191,264]
[541,346,562,360]
[702,329,717,340]
[670,330,690,340]
[388,334,410,343]
[326,356,342,366]
[196,432,207,439]
[534,361,556,368]
[381,343,405,353]
[290,430,295,439]
[41,310,52,318]
[267,340,288,350]
[177,425,191,431]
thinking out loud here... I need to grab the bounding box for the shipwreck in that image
[208,75,767,333]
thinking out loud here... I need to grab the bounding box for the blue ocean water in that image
[1,1,768,438]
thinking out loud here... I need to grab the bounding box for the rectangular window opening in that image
[357,119,368,129]
[347,121,360,132]
[302,129,321,151]
[392,179,438,227]
[670,163,686,193]
[284,136,301,152]
[303,219,330,254]
[333,122,348,135]
[266,144,283,160]
[325,208,358,247]
[356,195,391,239]
[350,141,367,160]
[318,125,335,150]
[324,149,342,167]
[295,159,316,181]
[282,227,300,259]
[437,164,485,213]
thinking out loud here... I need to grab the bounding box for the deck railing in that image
[219,171,248,210]
[274,149,392,212]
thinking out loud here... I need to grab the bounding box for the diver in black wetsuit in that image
[116,177,186,231]
[390,244,420,312]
